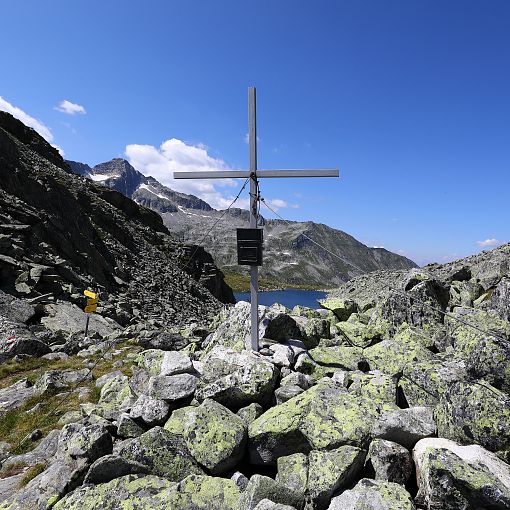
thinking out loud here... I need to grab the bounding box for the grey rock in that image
[276,453,308,505]
[237,403,264,425]
[115,426,204,480]
[148,373,198,402]
[491,277,510,321]
[35,369,92,394]
[327,478,416,509]
[0,378,35,418]
[275,385,305,404]
[254,500,297,510]
[0,290,35,323]
[232,471,250,491]
[129,394,170,426]
[307,446,366,510]
[241,475,303,510]
[413,438,510,510]
[197,346,278,409]
[83,454,150,485]
[117,413,146,438]
[280,372,314,390]
[366,439,412,485]
[372,406,436,449]
[160,350,194,375]
[0,316,50,361]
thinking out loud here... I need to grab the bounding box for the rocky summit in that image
[0,113,510,510]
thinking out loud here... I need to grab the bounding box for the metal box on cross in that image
[237,228,263,266]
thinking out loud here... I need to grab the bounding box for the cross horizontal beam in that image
[174,169,339,179]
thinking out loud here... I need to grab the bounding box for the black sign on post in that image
[237,228,263,266]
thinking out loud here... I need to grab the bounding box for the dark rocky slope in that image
[67,158,417,288]
[0,112,234,331]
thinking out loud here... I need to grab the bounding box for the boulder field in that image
[0,244,509,509]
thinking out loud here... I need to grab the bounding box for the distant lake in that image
[234,289,328,309]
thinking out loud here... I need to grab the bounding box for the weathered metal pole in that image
[248,87,259,352]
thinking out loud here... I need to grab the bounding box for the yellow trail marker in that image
[85,304,97,313]
[87,297,98,306]
[84,290,97,299]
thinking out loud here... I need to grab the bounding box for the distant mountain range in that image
[67,158,417,288]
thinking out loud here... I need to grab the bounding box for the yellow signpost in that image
[83,290,99,337]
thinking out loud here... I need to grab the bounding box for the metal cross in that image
[174,87,339,352]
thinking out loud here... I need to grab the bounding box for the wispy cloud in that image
[476,238,501,248]
[55,99,86,115]
[0,96,54,141]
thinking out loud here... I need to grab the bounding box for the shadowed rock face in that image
[0,111,233,327]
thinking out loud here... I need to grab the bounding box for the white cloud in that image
[0,96,54,142]
[55,99,86,115]
[476,238,501,248]
[126,138,292,211]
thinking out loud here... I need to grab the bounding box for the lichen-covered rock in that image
[237,403,264,425]
[366,439,412,485]
[167,474,241,509]
[335,321,384,349]
[117,413,146,438]
[129,394,170,427]
[136,349,194,376]
[327,478,416,510]
[491,277,510,321]
[307,446,366,509]
[52,474,177,510]
[364,337,435,376]
[249,382,379,464]
[413,438,510,510]
[294,346,363,379]
[240,475,302,510]
[196,347,278,409]
[399,359,466,407]
[148,373,198,402]
[293,316,330,349]
[435,380,510,452]
[164,399,247,475]
[83,454,150,484]
[276,453,308,505]
[115,426,204,480]
[348,371,398,412]
[82,374,135,420]
[34,369,92,394]
[372,407,436,450]
[319,298,358,322]
[253,500,297,510]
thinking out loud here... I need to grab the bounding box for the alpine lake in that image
[234,289,327,309]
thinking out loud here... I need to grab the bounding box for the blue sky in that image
[0,0,508,265]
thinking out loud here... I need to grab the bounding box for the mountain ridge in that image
[66,158,417,288]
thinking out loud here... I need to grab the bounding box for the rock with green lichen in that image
[275,385,305,405]
[413,438,510,510]
[129,394,170,427]
[334,321,383,349]
[306,446,366,510]
[167,474,241,509]
[83,454,149,485]
[398,359,467,407]
[491,277,510,321]
[449,280,484,308]
[372,406,436,450]
[393,323,436,349]
[240,475,302,510]
[117,413,146,438]
[164,399,247,475]
[435,380,510,453]
[327,478,416,510]
[364,336,435,376]
[276,453,308,506]
[294,346,363,379]
[237,403,264,425]
[196,347,278,409]
[136,349,194,376]
[249,382,379,464]
[366,439,412,485]
[147,373,198,402]
[348,371,398,412]
[293,316,330,349]
[319,299,358,322]
[52,474,177,509]
[81,373,135,421]
[115,426,204,480]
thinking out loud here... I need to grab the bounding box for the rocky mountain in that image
[0,111,234,333]
[0,234,509,509]
[67,158,417,288]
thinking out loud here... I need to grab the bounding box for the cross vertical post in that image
[248,87,259,351]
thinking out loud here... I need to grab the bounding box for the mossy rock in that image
[249,382,379,464]
[164,399,247,475]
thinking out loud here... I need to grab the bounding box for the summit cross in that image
[174,87,339,352]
